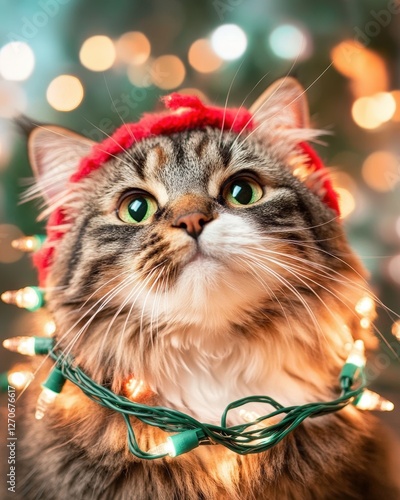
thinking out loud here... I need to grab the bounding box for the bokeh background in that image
[0,0,399,435]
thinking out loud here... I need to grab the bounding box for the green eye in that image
[225,179,263,206]
[117,192,158,224]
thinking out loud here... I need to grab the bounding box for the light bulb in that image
[1,286,44,311]
[345,340,366,368]
[3,336,54,356]
[43,320,56,337]
[148,430,202,458]
[355,296,374,317]
[7,370,34,390]
[355,390,394,412]
[35,387,58,420]
[35,367,66,420]
[11,235,46,252]
[125,377,146,399]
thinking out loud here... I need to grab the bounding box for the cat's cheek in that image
[199,212,262,259]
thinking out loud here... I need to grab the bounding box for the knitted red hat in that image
[33,93,339,285]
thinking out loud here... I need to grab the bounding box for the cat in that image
[2,77,400,499]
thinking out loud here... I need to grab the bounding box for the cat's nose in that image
[172,212,213,239]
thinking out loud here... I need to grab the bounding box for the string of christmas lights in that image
[0,234,398,460]
[1,334,394,460]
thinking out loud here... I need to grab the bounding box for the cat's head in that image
[26,78,373,395]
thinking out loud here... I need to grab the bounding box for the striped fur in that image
[6,79,400,499]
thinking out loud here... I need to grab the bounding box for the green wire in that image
[47,348,366,460]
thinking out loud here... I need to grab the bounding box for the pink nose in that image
[172,212,212,239]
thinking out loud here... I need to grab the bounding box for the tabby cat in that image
[3,78,400,499]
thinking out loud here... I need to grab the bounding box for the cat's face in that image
[27,78,371,407]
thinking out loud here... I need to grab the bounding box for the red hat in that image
[33,93,339,286]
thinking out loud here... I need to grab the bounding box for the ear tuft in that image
[25,126,95,215]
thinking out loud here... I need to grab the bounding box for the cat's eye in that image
[117,191,158,224]
[223,178,263,206]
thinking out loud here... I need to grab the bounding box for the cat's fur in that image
[2,78,399,499]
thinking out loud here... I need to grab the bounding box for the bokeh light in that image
[211,24,247,61]
[0,41,35,81]
[0,225,24,263]
[390,90,400,122]
[151,55,185,89]
[127,59,153,87]
[188,39,223,73]
[0,81,27,118]
[392,320,400,341]
[46,75,84,111]
[362,151,399,192]
[352,93,396,129]
[331,40,388,97]
[387,255,400,285]
[79,35,116,71]
[115,31,151,65]
[269,24,310,60]
[335,187,356,219]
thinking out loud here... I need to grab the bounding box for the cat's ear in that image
[27,126,95,204]
[249,77,309,131]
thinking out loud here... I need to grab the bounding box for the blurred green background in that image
[0,0,399,433]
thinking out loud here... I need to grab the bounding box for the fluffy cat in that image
[2,78,399,499]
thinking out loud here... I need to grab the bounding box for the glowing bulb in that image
[35,388,58,420]
[269,24,310,60]
[43,320,56,337]
[125,377,145,399]
[0,42,35,81]
[35,367,66,420]
[148,430,201,457]
[335,187,356,219]
[346,340,366,368]
[46,75,84,112]
[211,24,247,61]
[79,35,116,72]
[355,390,394,411]
[11,235,46,252]
[3,336,53,356]
[8,370,34,390]
[355,296,374,317]
[360,317,371,329]
[1,286,44,311]
[392,320,400,341]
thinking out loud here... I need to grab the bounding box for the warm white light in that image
[115,32,151,66]
[46,75,84,112]
[362,151,398,192]
[151,55,186,89]
[44,320,56,337]
[188,39,223,73]
[211,24,247,61]
[335,187,355,219]
[269,24,309,60]
[35,388,58,420]
[392,320,400,340]
[352,93,396,129]
[3,336,36,356]
[79,35,116,71]
[346,340,366,368]
[355,390,394,411]
[355,296,374,317]
[0,42,35,81]
[8,371,34,390]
